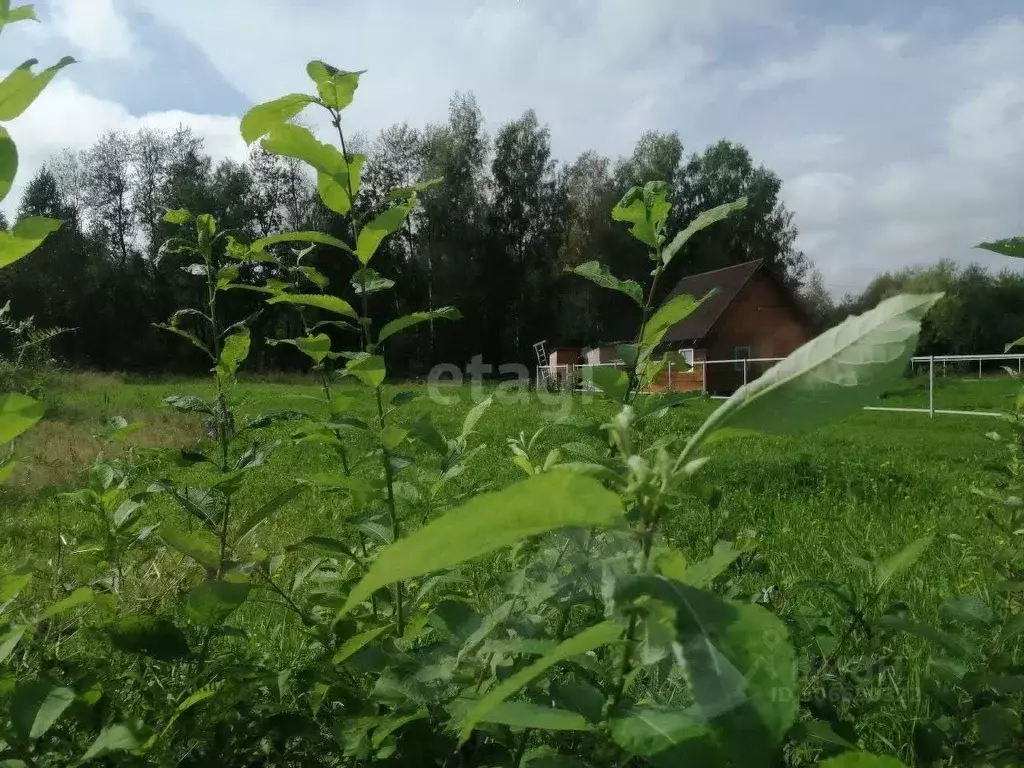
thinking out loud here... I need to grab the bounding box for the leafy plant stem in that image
[375,384,404,636]
[512,728,533,768]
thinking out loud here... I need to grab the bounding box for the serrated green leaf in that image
[352,267,395,295]
[686,293,942,455]
[0,625,25,662]
[251,230,351,254]
[661,198,748,266]
[163,208,192,224]
[153,323,213,360]
[378,307,461,343]
[267,292,357,319]
[240,93,316,143]
[0,393,44,443]
[215,328,249,386]
[460,621,619,743]
[568,261,642,304]
[346,354,386,387]
[356,201,414,264]
[306,61,363,110]
[269,333,332,364]
[340,473,623,618]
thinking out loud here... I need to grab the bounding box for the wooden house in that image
[653,259,815,394]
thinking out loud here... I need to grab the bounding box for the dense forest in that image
[0,91,1019,377]
[0,93,812,376]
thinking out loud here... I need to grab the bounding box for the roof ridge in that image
[678,258,763,279]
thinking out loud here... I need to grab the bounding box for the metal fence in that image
[537,352,1024,419]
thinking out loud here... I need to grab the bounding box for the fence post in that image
[742,358,748,387]
[929,355,935,418]
[668,362,673,391]
[701,360,707,393]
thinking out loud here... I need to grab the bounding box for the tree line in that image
[3,93,816,376]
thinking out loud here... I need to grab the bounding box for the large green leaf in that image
[0,392,44,443]
[352,266,395,295]
[0,216,62,268]
[159,526,220,572]
[661,198,748,266]
[685,293,941,455]
[873,534,933,593]
[240,93,316,144]
[317,160,364,215]
[460,621,620,743]
[261,124,363,212]
[568,261,642,304]
[356,201,414,264]
[0,3,37,32]
[82,721,151,761]
[820,755,906,768]
[590,366,629,402]
[975,237,1024,258]
[613,576,797,766]
[377,307,461,343]
[267,292,357,319]
[346,354,386,387]
[0,55,75,121]
[611,182,671,248]
[11,681,75,740]
[642,290,715,347]
[0,126,16,203]
[186,579,249,627]
[306,61,363,110]
[269,333,332,364]
[215,328,250,386]
[475,702,592,732]
[339,473,623,617]
[251,230,351,253]
[36,586,93,621]
[108,615,190,661]
[333,624,391,664]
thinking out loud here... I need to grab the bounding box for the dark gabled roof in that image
[660,259,764,344]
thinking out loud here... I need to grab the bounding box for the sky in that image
[2,0,1023,297]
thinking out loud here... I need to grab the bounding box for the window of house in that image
[679,347,695,366]
[733,346,751,371]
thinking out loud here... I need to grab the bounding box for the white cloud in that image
[51,0,137,61]
[3,78,246,214]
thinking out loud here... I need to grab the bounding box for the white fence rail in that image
[537,353,1024,419]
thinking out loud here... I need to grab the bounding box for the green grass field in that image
[2,372,1017,757]
[4,372,1009,598]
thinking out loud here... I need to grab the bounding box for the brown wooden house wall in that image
[704,272,815,393]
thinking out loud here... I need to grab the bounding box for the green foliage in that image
[0,22,1003,767]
